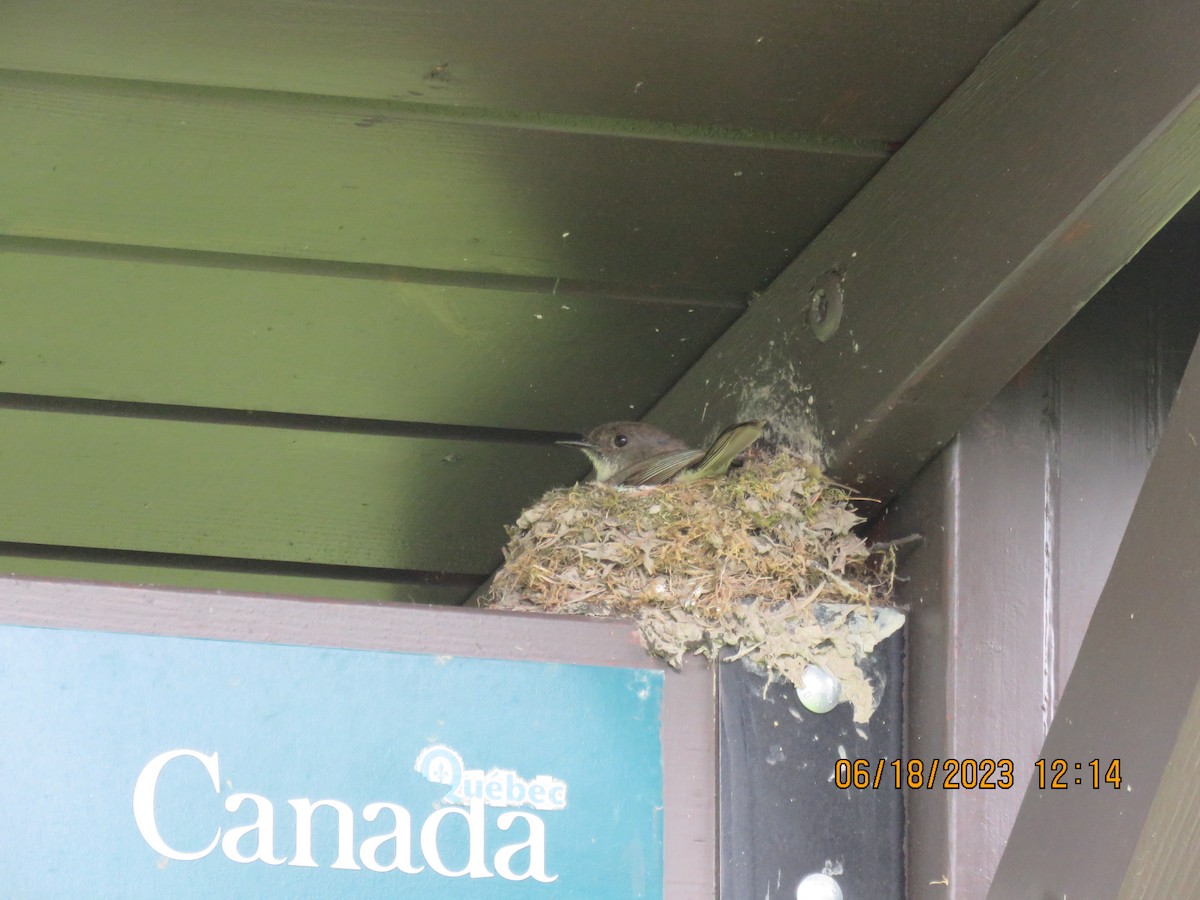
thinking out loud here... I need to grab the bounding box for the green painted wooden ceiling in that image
[0,0,1034,603]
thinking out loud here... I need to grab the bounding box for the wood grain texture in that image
[648,0,1200,498]
[0,0,1032,140]
[1052,237,1200,684]
[880,221,1200,898]
[0,72,881,294]
[989,320,1200,896]
[664,656,719,898]
[946,354,1058,899]
[872,449,952,896]
[0,577,650,664]
[0,408,582,574]
[1117,680,1200,900]
[0,250,740,431]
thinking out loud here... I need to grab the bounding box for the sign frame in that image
[0,575,717,898]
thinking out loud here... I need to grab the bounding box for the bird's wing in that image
[677,420,766,482]
[612,449,706,486]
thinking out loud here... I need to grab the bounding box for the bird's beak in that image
[556,438,596,451]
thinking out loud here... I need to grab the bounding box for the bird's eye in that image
[614,434,628,448]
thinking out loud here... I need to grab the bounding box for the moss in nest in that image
[485,447,900,722]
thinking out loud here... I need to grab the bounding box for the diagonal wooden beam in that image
[987,330,1200,897]
[1115,680,1200,899]
[649,0,1200,501]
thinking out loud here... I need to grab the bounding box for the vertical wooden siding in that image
[884,222,1200,897]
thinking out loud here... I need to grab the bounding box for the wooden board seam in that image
[0,540,483,585]
[0,233,750,308]
[0,392,574,444]
[0,66,895,158]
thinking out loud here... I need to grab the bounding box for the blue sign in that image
[0,625,664,897]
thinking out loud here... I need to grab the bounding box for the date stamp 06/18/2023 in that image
[834,757,1123,791]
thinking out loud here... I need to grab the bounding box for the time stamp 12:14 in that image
[834,758,1123,790]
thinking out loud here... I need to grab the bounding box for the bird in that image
[557,420,766,486]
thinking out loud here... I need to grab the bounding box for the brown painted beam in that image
[1116,682,1200,899]
[648,0,1200,501]
[987,329,1200,897]
[874,231,1200,898]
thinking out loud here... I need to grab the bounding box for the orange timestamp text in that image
[833,758,1123,791]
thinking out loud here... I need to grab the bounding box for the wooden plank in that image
[0,250,740,431]
[881,367,1061,899]
[988,328,1200,896]
[945,357,1056,899]
[0,0,1032,141]
[876,227,1200,897]
[0,554,476,605]
[647,0,1200,499]
[0,408,581,574]
[877,348,1064,897]
[1117,681,1200,900]
[0,576,654,668]
[1052,235,1200,683]
[872,449,953,897]
[0,72,881,293]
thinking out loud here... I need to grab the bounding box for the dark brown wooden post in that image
[879,224,1200,896]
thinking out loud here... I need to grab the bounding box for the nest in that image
[485,447,900,721]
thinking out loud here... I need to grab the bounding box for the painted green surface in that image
[0,409,582,574]
[0,557,474,604]
[0,73,880,293]
[0,251,739,431]
[2,0,997,594]
[0,0,1033,140]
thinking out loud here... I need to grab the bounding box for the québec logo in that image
[132,745,562,882]
[415,744,568,811]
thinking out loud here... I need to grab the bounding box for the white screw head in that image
[796,872,843,900]
[797,664,842,714]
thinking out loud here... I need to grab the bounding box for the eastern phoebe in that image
[558,420,766,486]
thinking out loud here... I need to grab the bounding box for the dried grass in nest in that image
[485,447,900,721]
